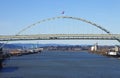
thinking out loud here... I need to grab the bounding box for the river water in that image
[0,51,120,78]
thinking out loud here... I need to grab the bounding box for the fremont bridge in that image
[0,16,120,43]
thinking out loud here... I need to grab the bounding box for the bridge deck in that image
[0,34,120,41]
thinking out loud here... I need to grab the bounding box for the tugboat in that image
[106,45,120,57]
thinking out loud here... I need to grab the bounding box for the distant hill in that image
[0,43,93,49]
[0,43,62,49]
[10,43,71,48]
[0,43,114,50]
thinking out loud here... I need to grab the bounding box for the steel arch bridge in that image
[0,16,120,44]
[17,16,111,35]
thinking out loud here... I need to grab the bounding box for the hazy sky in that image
[0,0,120,45]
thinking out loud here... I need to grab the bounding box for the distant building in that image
[115,45,119,52]
[73,48,82,51]
[91,43,98,51]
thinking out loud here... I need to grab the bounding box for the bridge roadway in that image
[0,34,120,41]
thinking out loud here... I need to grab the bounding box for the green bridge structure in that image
[0,16,120,45]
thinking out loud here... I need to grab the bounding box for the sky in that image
[0,0,120,45]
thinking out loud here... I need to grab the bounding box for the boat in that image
[106,46,120,57]
[107,51,117,56]
[106,50,120,57]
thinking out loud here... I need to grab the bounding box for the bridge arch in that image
[17,16,111,35]
[16,16,120,43]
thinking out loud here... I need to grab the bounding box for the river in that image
[0,51,120,78]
